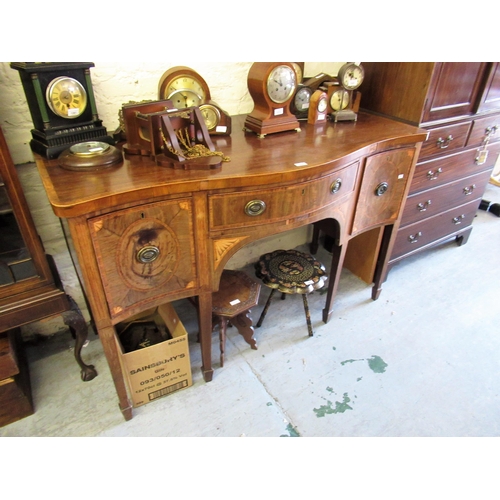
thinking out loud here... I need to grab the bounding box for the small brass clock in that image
[244,62,300,137]
[199,102,232,135]
[10,62,114,159]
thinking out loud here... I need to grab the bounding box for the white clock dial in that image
[267,65,296,104]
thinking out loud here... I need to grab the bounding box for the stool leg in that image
[302,294,314,337]
[257,288,276,328]
[219,317,228,367]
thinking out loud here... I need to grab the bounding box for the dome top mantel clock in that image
[244,62,301,138]
[10,62,114,159]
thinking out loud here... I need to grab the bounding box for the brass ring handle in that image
[330,178,342,194]
[375,182,389,196]
[136,245,160,263]
[244,199,266,216]
[436,135,454,149]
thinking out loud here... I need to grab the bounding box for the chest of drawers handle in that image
[427,167,443,180]
[244,199,267,216]
[437,135,454,149]
[408,231,422,243]
[417,200,432,212]
[453,214,465,225]
[463,184,476,196]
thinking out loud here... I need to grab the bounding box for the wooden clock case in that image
[244,62,300,137]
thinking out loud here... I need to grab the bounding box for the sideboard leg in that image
[198,292,214,382]
[322,242,347,324]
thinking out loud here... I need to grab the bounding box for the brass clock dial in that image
[158,66,211,109]
[200,103,220,129]
[46,76,88,118]
[338,63,364,90]
[266,64,297,104]
[330,89,350,111]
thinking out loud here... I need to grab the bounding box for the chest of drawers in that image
[361,62,500,272]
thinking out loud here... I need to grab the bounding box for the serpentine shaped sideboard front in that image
[35,113,426,420]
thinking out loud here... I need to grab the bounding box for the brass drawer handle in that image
[463,184,476,196]
[452,214,465,225]
[375,182,389,196]
[244,199,266,216]
[408,231,422,244]
[427,167,442,180]
[436,135,454,149]
[136,245,160,263]
[330,178,342,194]
[417,200,432,212]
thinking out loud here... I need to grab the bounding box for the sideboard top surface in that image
[34,113,427,218]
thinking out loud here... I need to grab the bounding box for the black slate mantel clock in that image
[10,62,114,159]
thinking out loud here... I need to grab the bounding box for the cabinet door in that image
[89,198,197,320]
[476,62,500,113]
[352,148,416,235]
[422,62,488,123]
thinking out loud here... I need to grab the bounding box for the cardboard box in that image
[116,303,192,407]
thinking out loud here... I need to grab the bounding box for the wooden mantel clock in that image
[244,62,301,137]
[10,62,114,159]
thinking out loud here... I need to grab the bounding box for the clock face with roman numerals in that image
[45,76,88,119]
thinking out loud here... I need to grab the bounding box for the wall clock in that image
[244,62,300,137]
[308,90,328,124]
[330,62,364,122]
[10,62,114,159]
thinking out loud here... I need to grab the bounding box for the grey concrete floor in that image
[2,183,500,439]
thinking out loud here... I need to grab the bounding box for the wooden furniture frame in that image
[33,113,426,420]
[0,126,96,383]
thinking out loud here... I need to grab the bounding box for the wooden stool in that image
[254,249,327,337]
[211,270,261,366]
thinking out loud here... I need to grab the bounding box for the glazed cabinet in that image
[361,62,500,271]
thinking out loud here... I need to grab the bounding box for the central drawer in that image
[208,162,359,230]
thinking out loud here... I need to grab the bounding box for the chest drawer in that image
[208,161,359,230]
[467,114,500,147]
[419,122,471,159]
[401,169,492,227]
[391,199,480,260]
[89,198,197,321]
[411,141,500,194]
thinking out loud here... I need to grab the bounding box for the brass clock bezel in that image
[158,66,211,109]
[330,89,350,111]
[46,76,88,119]
[266,64,297,104]
[338,63,365,91]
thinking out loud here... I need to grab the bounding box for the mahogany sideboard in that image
[34,113,427,420]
